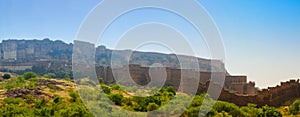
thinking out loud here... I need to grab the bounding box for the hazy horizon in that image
[1,0,300,88]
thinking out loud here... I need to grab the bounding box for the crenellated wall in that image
[217,79,300,107]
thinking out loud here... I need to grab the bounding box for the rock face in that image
[36,79,70,90]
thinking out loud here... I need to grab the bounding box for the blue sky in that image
[0,0,300,88]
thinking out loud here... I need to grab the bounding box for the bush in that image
[290,100,300,115]
[23,72,37,80]
[260,105,282,117]
[69,91,79,102]
[16,76,25,83]
[109,94,123,105]
[5,85,13,90]
[3,74,11,79]
[101,85,111,94]
[3,98,23,105]
[166,86,176,95]
[147,103,159,111]
[111,84,121,90]
[53,96,61,104]
[229,109,247,117]
[35,99,47,109]
[213,101,239,113]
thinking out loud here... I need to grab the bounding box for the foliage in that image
[166,86,176,95]
[3,74,11,79]
[101,84,111,94]
[16,76,25,83]
[69,91,80,103]
[111,84,121,90]
[53,96,61,104]
[259,105,282,117]
[0,71,296,117]
[109,94,123,105]
[23,72,38,80]
[290,99,300,115]
[147,103,159,111]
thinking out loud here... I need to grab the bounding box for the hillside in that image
[0,72,300,117]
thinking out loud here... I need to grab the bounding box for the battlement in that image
[218,79,300,107]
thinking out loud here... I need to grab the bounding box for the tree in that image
[23,72,37,80]
[3,74,11,79]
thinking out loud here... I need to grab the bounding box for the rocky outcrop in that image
[36,79,70,90]
[5,88,52,99]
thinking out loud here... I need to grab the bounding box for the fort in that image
[96,65,300,107]
[96,65,257,95]
[217,79,300,107]
[0,39,299,107]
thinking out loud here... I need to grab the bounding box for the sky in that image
[0,0,300,88]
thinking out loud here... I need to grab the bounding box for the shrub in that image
[16,76,25,83]
[229,109,247,117]
[101,85,111,94]
[260,105,282,117]
[213,101,239,113]
[109,94,123,105]
[111,84,121,90]
[3,98,23,105]
[53,96,61,104]
[290,100,300,115]
[147,103,159,111]
[166,86,176,95]
[23,72,37,80]
[5,85,13,90]
[69,91,79,102]
[35,99,47,109]
[3,74,11,79]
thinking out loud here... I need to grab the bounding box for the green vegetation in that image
[3,74,11,79]
[23,72,38,80]
[0,73,93,117]
[0,72,298,117]
[290,99,300,115]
